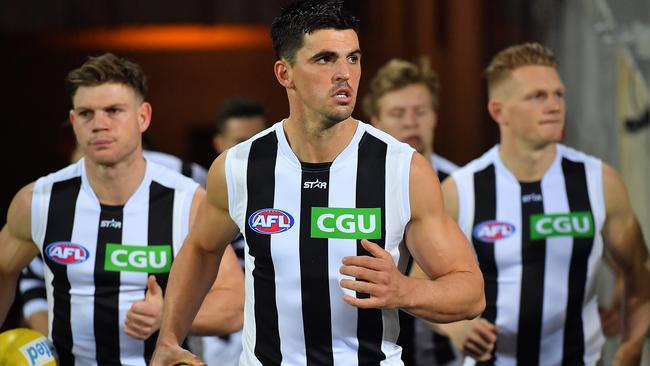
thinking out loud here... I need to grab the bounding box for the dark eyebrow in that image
[349,49,362,58]
[310,50,338,62]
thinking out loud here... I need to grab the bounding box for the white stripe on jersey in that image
[326,144,361,366]
[271,126,307,364]
[492,156,521,365]
[538,155,571,366]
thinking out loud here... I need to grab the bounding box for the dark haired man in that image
[212,96,267,154]
[0,53,244,365]
[152,1,484,365]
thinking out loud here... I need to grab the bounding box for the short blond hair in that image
[484,42,557,94]
[363,57,439,118]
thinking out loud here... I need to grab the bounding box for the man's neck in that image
[84,151,147,206]
[498,140,557,182]
[283,116,357,163]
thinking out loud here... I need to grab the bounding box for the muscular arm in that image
[601,164,650,365]
[420,176,497,360]
[154,152,242,352]
[341,154,484,323]
[402,154,484,321]
[0,183,41,327]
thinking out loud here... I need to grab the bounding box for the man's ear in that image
[69,110,76,127]
[138,102,152,132]
[487,99,505,126]
[274,59,293,89]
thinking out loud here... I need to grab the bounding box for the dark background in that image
[0,0,543,228]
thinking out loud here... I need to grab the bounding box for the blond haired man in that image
[439,43,649,366]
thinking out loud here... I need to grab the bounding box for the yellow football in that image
[0,328,58,366]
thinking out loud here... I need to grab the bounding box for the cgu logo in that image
[105,244,172,273]
[473,221,516,242]
[311,207,382,239]
[45,242,89,265]
[530,211,594,240]
[248,208,295,234]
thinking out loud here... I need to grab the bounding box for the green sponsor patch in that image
[530,212,594,240]
[104,243,172,273]
[311,207,381,239]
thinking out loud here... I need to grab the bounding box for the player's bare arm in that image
[340,153,484,322]
[152,151,242,366]
[601,163,650,366]
[190,243,244,336]
[0,183,40,325]
[420,176,499,360]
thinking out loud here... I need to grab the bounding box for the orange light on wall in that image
[43,24,271,51]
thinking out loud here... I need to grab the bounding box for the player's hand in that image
[124,275,163,340]
[150,342,206,366]
[339,239,407,309]
[461,318,498,361]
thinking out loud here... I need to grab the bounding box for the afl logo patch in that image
[45,242,90,264]
[248,208,294,234]
[473,220,516,242]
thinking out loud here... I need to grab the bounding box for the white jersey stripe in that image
[493,161,521,366]
[328,151,360,366]
[121,180,150,365]
[272,154,307,365]
[539,159,570,366]
[69,187,100,364]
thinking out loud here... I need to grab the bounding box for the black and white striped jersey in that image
[20,256,48,321]
[30,158,199,366]
[431,154,458,183]
[225,120,415,365]
[453,145,606,366]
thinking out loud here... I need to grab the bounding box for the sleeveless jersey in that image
[30,158,199,366]
[225,120,414,366]
[431,153,458,183]
[453,145,606,366]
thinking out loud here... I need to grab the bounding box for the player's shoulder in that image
[360,121,415,153]
[431,153,459,176]
[147,159,200,193]
[556,144,602,165]
[451,145,499,181]
[34,160,84,188]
